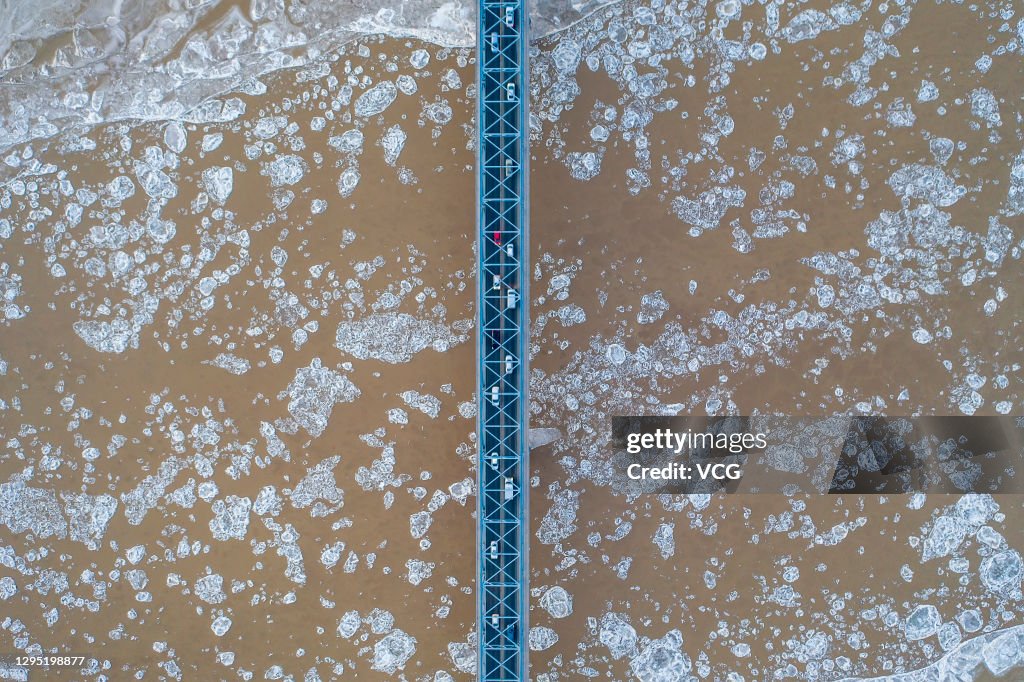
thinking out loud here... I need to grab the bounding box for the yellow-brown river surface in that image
[1,0,1022,679]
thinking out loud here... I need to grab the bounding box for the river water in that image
[1,0,1022,680]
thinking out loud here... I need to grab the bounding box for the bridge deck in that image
[477,1,529,680]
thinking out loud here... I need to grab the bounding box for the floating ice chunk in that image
[135,161,177,199]
[448,640,475,673]
[552,40,581,75]
[929,137,954,165]
[887,164,962,207]
[448,479,473,505]
[917,80,939,102]
[556,304,586,326]
[529,626,559,651]
[202,166,234,203]
[206,352,250,375]
[671,186,746,234]
[410,49,430,69]
[406,559,434,586]
[1005,151,1024,215]
[937,621,962,651]
[606,344,627,365]
[748,43,767,60]
[252,116,282,139]
[630,629,691,681]
[0,479,67,539]
[211,615,232,636]
[905,605,941,641]
[980,550,1023,596]
[731,643,751,657]
[380,125,407,166]
[198,481,219,502]
[539,586,573,618]
[290,456,344,510]
[0,273,24,321]
[396,75,417,95]
[955,494,998,524]
[653,522,675,560]
[355,82,398,118]
[103,177,135,205]
[441,68,461,90]
[400,391,441,418]
[195,574,226,604]
[335,313,467,363]
[566,151,602,181]
[330,129,364,154]
[831,135,865,165]
[0,576,16,600]
[337,610,360,637]
[600,613,637,660]
[886,99,916,128]
[164,122,187,153]
[782,10,836,42]
[816,285,835,308]
[373,629,416,674]
[423,101,453,125]
[367,609,395,634]
[209,495,251,541]
[321,542,345,569]
[265,154,307,186]
[121,458,187,525]
[338,167,361,197]
[912,328,933,344]
[410,511,432,539]
[748,149,766,172]
[637,291,669,324]
[62,492,117,548]
[537,489,579,545]
[253,486,281,517]
[281,359,360,437]
[829,3,861,24]
[147,217,176,243]
[202,133,223,153]
[716,0,741,21]
[549,274,571,292]
[970,88,1001,126]
[958,609,983,633]
[126,545,146,564]
[922,516,968,561]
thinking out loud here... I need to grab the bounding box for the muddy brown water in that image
[1,1,1023,679]
[525,0,1023,678]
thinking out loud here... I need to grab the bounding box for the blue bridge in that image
[477,0,529,679]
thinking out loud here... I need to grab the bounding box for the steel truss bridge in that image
[476,0,529,680]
